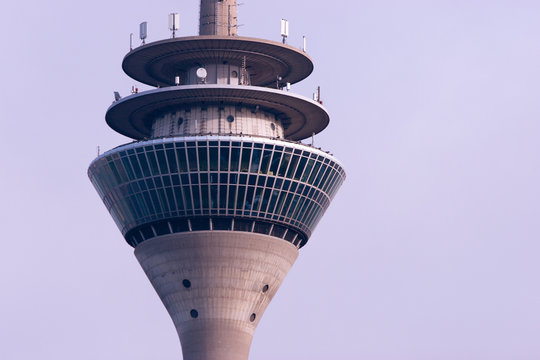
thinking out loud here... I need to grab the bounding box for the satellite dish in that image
[196,67,207,79]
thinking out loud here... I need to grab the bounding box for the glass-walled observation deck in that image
[89,136,345,248]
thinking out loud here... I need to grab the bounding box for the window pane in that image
[156,151,169,175]
[292,196,307,219]
[187,148,198,171]
[236,185,246,209]
[183,186,193,210]
[192,185,201,210]
[287,194,300,217]
[253,221,271,234]
[113,159,129,182]
[209,147,218,171]
[301,159,315,182]
[314,164,328,188]
[245,186,255,211]
[108,161,122,184]
[137,154,151,177]
[220,147,229,171]
[294,157,307,180]
[260,150,272,174]
[271,225,287,238]
[274,192,287,215]
[201,184,209,209]
[191,218,210,231]
[240,148,251,172]
[129,155,143,178]
[213,217,232,230]
[230,148,240,171]
[198,147,208,171]
[174,187,184,211]
[308,161,322,184]
[267,190,279,213]
[176,148,188,172]
[260,188,272,212]
[253,187,263,211]
[269,151,281,175]
[220,185,228,209]
[250,149,262,173]
[210,185,218,209]
[278,153,290,177]
[135,193,148,217]
[165,188,175,211]
[157,188,170,213]
[228,185,237,209]
[280,193,294,216]
[121,157,135,181]
[166,149,178,173]
[233,219,252,232]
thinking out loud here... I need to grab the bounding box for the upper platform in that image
[122,36,314,88]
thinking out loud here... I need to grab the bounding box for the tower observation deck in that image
[88,1,345,359]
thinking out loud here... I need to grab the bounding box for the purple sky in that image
[1,0,539,359]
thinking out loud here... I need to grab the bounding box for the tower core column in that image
[200,0,238,36]
[135,232,298,360]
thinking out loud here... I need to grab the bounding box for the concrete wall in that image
[134,231,298,360]
[200,0,238,36]
[151,105,284,138]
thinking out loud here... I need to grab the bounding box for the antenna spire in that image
[199,0,238,36]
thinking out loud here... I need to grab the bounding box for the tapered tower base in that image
[134,232,298,360]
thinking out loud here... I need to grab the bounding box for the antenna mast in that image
[200,0,238,36]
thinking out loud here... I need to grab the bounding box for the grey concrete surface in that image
[135,231,298,360]
[200,0,238,36]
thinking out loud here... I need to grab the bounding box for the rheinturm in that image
[88,1,345,359]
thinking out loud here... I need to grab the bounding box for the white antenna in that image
[139,22,147,44]
[169,13,180,38]
[303,36,307,52]
[130,33,133,51]
[286,82,291,91]
[280,19,289,44]
[175,76,180,85]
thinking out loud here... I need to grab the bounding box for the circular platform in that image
[106,85,329,141]
[105,85,330,140]
[122,36,314,88]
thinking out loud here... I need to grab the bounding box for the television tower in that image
[88,1,345,359]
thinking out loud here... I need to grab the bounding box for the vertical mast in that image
[200,0,238,36]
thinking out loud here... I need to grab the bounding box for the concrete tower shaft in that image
[135,232,297,360]
[200,0,238,36]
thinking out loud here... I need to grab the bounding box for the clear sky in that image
[1,0,539,359]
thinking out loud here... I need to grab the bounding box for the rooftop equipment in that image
[281,19,289,43]
[139,22,147,44]
[169,13,180,38]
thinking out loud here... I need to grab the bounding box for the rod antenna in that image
[169,13,180,38]
[281,19,289,44]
